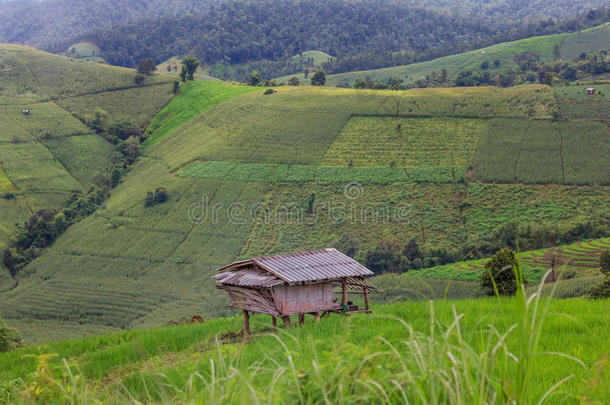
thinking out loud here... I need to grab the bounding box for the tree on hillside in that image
[287,76,300,86]
[137,58,156,75]
[179,65,188,82]
[248,71,263,86]
[182,55,200,81]
[481,248,525,296]
[311,70,326,86]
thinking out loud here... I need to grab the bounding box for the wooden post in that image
[341,278,347,307]
[364,286,370,311]
[282,316,291,327]
[298,313,305,326]
[272,316,277,332]
[243,310,250,342]
[314,312,321,322]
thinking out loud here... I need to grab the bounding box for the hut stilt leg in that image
[282,316,291,327]
[314,312,321,322]
[341,278,347,312]
[364,286,370,311]
[243,310,250,342]
[298,313,305,326]
[272,316,277,331]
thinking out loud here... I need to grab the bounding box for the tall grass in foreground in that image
[2,270,608,404]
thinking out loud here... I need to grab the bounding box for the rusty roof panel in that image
[213,267,284,288]
[254,248,373,283]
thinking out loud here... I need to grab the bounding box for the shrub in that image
[263,88,276,95]
[311,70,326,86]
[480,248,526,296]
[0,317,22,352]
[154,186,168,204]
[588,250,610,299]
[144,191,155,207]
[134,74,146,85]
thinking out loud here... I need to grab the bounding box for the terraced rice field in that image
[417,237,610,282]
[474,118,610,184]
[320,117,486,168]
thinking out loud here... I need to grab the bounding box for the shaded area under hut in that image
[213,248,381,340]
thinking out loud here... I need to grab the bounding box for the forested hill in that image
[65,0,499,69]
[1,0,608,78]
[0,0,216,48]
[58,1,610,79]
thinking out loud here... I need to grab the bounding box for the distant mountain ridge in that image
[0,0,608,80]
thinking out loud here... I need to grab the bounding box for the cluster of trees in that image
[144,186,168,207]
[49,1,607,82]
[354,219,608,276]
[2,96,162,276]
[449,50,610,88]
[3,188,108,275]
[344,50,609,91]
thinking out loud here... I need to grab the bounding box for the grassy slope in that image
[0,298,608,403]
[2,81,609,343]
[0,44,174,294]
[276,23,610,86]
[142,81,256,148]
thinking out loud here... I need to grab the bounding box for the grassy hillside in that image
[2,79,608,342]
[278,23,610,86]
[0,297,609,403]
[0,44,175,295]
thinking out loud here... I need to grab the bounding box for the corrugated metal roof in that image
[213,267,284,288]
[214,249,374,286]
[255,249,373,283]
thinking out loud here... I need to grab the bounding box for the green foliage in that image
[310,22,610,87]
[287,76,300,86]
[480,248,525,296]
[310,69,326,86]
[0,317,21,352]
[588,250,610,298]
[181,55,199,81]
[141,81,257,148]
[600,250,610,276]
[0,298,609,403]
[145,186,169,207]
[248,70,262,86]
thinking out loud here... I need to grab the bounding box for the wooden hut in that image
[213,248,381,339]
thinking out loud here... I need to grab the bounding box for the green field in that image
[56,82,175,127]
[277,23,610,87]
[141,81,256,148]
[320,116,486,168]
[474,118,610,184]
[0,45,176,298]
[1,297,609,403]
[1,77,608,342]
[147,85,556,169]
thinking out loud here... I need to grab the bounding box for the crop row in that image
[320,116,486,167]
[147,85,558,170]
[474,118,610,185]
[179,161,466,184]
